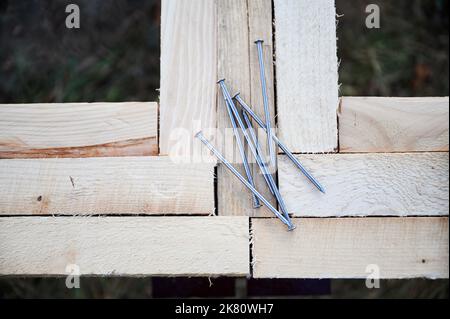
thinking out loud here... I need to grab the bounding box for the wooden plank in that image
[279,153,449,217]
[0,217,249,276]
[247,0,277,217]
[0,157,214,215]
[252,217,449,279]
[0,102,158,158]
[160,0,216,156]
[274,0,339,153]
[217,0,277,217]
[217,0,254,216]
[339,97,450,153]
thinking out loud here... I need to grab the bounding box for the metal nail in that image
[196,131,294,230]
[217,81,293,226]
[242,109,275,196]
[241,109,293,224]
[255,40,277,171]
[217,79,261,209]
[234,93,326,194]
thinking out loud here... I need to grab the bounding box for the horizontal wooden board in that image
[0,102,158,158]
[274,0,339,153]
[339,97,449,153]
[0,157,214,215]
[0,217,249,276]
[252,217,449,279]
[279,153,449,217]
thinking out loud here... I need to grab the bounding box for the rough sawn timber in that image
[0,157,215,215]
[217,0,277,217]
[339,97,449,153]
[278,152,449,217]
[0,217,250,276]
[274,0,339,153]
[160,0,217,157]
[0,102,158,158]
[252,217,449,279]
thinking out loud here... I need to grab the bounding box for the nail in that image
[217,80,261,209]
[255,40,277,172]
[196,132,294,230]
[241,110,292,223]
[234,93,326,194]
[242,110,275,196]
[218,81,293,225]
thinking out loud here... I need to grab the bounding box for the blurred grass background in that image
[0,0,448,298]
[0,0,161,103]
[337,0,448,96]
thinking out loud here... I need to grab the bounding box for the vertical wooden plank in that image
[160,0,217,156]
[274,0,339,153]
[216,0,254,216]
[247,0,277,217]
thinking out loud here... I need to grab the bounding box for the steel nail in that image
[255,40,277,172]
[217,79,261,209]
[196,131,294,230]
[242,109,275,196]
[241,109,292,224]
[217,81,293,226]
[234,93,326,194]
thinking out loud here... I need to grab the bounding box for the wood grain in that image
[274,0,339,153]
[216,0,254,216]
[216,0,277,217]
[279,153,449,217]
[339,97,450,153]
[252,217,449,279]
[0,157,215,215]
[247,0,277,217]
[160,0,217,156]
[0,217,249,276]
[0,103,158,158]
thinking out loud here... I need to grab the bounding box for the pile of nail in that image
[196,40,325,231]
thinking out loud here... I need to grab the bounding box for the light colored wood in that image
[274,0,339,153]
[252,217,449,279]
[279,153,449,217]
[0,157,214,215]
[0,217,249,276]
[339,97,450,153]
[217,0,276,217]
[0,103,158,158]
[160,0,217,156]
[247,0,277,217]
[217,0,254,217]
